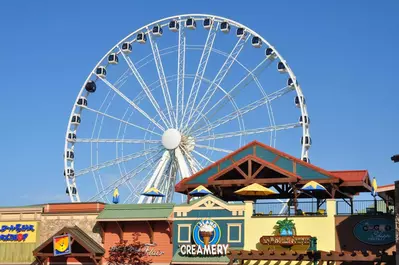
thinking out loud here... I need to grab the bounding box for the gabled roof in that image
[176,141,339,193]
[97,203,174,221]
[33,225,104,256]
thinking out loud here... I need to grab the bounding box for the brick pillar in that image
[395,180,399,265]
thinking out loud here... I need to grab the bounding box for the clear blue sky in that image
[0,0,398,206]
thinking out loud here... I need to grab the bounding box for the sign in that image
[260,236,311,247]
[179,219,229,256]
[110,243,165,256]
[353,218,394,245]
[0,222,37,243]
[53,234,72,256]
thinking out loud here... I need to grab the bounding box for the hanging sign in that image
[53,234,72,256]
[0,222,37,243]
[353,218,394,245]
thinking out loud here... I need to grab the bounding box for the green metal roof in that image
[97,203,174,220]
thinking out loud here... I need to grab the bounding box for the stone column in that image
[395,180,399,265]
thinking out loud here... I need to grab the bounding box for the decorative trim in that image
[227,223,241,243]
[177,224,191,243]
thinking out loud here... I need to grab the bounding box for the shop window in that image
[227,223,241,243]
[178,224,191,243]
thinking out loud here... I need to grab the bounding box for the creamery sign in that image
[179,219,229,256]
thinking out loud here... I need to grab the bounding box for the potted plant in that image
[276,218,295,236]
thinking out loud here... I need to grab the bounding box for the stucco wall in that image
[244,199,337,252]
[39,213,101,244]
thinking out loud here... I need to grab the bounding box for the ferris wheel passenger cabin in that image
[169,19,179,32]
[85,80,96,93]
[220,21,230,33]
[203,18,213,29]
[108,53,119,64]
[121,42,132,54]
[152,24,163,36]
[136,32,147,43]
[185,17,196,29]
[96,66,107,78]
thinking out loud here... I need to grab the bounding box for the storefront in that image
[172,195,246,265]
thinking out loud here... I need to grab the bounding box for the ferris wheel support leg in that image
[138,151,170,204]
[175,147,191,180]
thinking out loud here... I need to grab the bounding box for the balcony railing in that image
[336,200,394,215]
[253,200,326,217]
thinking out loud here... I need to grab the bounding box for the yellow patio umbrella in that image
[234,183,277,196]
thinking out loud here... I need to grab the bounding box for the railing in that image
[336,199,394,215]
[253,200,327,217]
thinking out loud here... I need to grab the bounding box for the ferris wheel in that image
[64,14,311,204]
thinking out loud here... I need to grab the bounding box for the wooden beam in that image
[36,253,92,257]
[98,222,106,244]
[115,221,124,241]
[146,221,154,244]
[248,159,252,178]
[234,166,249,179]
[252,165,265,179]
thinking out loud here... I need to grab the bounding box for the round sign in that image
[192,219,221,247]
[353,218,394,246]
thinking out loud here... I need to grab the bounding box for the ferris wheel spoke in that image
[95,74,166,131]
[118,48,172,128]
[75,138,161,144]
[84,106,162,137]
[186,33,251,131]
[147,30,176,127]
[192,149,214,164]
[191,85,294,137]
[180,148,200,174]
[75,146,162,177]
[89,150,164,202]
[181,21,219,129]
[138,150,170,203]
[176,18,186,127]
[195,123,301,142]
[146,155,175,204]
[175,147,191,180]
[199,58,273,125]
[195,144,232,153]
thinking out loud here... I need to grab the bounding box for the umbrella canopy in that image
[141,187,165,197]
[112,188,120,204]
[189,185,212,196]
[234,183,277,196]
[301,181,326,191]
[371,177,378,197]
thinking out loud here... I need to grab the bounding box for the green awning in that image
[97,203,174,221]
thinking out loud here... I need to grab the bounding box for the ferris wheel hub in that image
[162,129,182,150]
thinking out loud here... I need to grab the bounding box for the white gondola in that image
[169,19,179,32]
[77,97,87,107]
[64,168,75,178]
[67,131,76,142]
[121,42,132,54]
[71,114,81,125]
[295,96,306,108]
[66,186,77,195]
[85,80,96,93]
[252,36,262,48]
[220,21,230,33]
[299,115,310,126]
[302,156,310,163]
[108,53,119,64]
[96,66,106,78]
[301,136,312,148]
[185,17,196,29]
[265,47,276,59]
[277,62,288,73]
[203,18,213,29]
[236,27,245,38]
[287,77,298,87]
[152,24,163,36]
[136,32,147,44]
[66,149,75,161]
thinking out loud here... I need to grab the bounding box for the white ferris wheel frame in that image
[64,14,310,203]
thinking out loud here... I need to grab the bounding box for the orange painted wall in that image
[103,221,172,264]
[43,202,105,214]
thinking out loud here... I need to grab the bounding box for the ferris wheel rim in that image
[64,13,310,203]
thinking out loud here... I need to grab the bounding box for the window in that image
[177,224,191,243]
[227,223,241,243]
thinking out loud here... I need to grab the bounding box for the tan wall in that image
[39,213,102,244]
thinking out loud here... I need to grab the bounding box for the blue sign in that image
[192,219,221,247]
[353,218,394,245]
